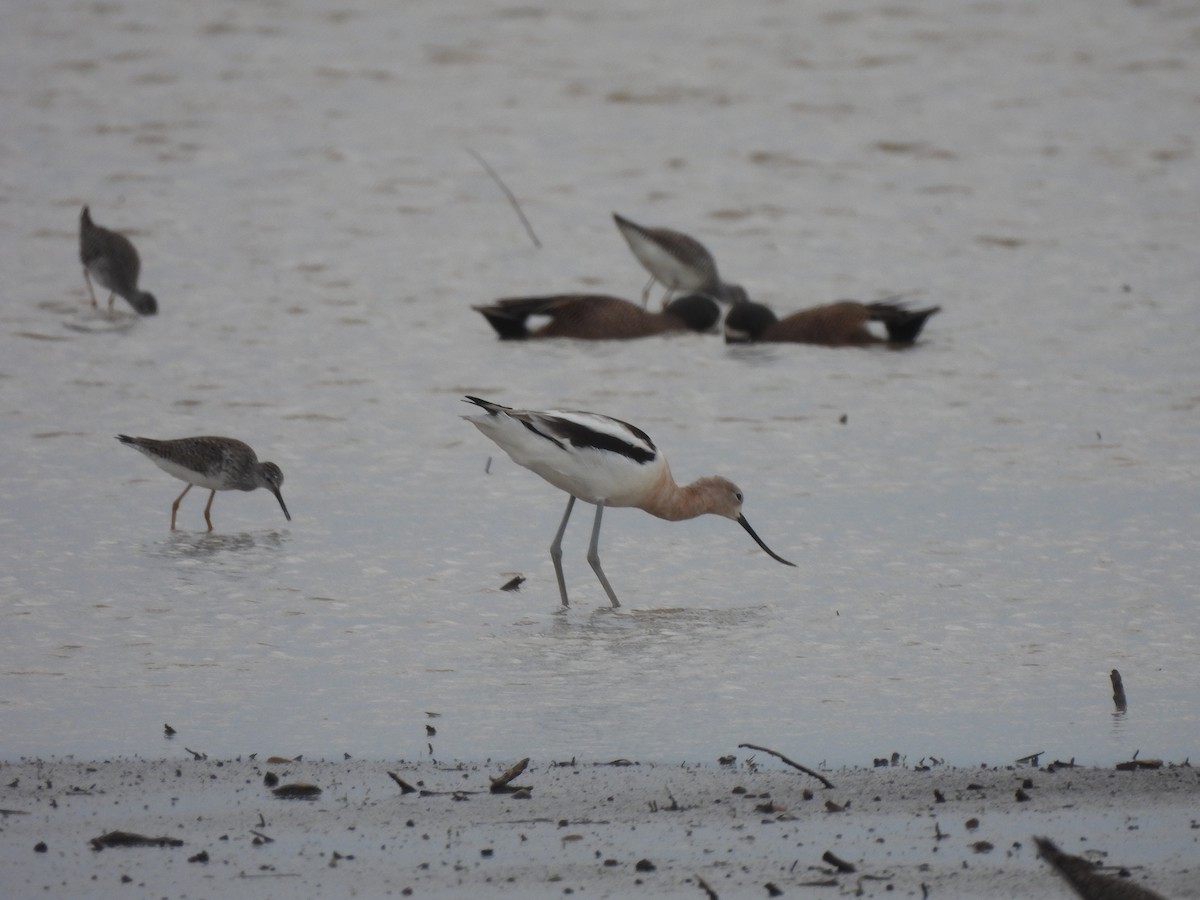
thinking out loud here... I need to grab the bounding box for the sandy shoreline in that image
[2,753,1196,899]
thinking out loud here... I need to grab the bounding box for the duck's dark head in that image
[723,301,778,343]
[666,294,722,333]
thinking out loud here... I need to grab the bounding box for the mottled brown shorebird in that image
[724,298,940,346]
[1034,836,1166,900]
[612,213,747,308]
[116,435,290,531]
[79,206,158,315]
[473,293,720,340]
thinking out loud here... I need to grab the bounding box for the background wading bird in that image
[79,206,158,315]
[613,212,748,307]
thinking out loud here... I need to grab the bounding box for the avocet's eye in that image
[734,491,744,503]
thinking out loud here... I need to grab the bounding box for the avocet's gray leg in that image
[585,501,621,608]
[549,495,575,606]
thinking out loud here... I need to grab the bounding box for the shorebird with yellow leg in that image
[464,396,794,608]
[612,213,748,308]
[116,435,290,531]
[79,206,158,315]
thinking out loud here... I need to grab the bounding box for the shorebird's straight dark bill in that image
[274,490,292,521]
[738,514,796,567]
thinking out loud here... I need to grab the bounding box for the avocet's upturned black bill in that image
[463,396,794,608]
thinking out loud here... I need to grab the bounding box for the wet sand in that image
[2,754,1196,899]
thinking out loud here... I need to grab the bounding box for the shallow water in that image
[1,0,1197,767]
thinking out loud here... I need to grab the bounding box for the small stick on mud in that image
[272,782,322,800]
[1116,757,1163,770]
[91,830,184,850]
[695,874,719,899]
[1035,835,1167,900]
[387,771,416,794]
[822,850,857,873]
[237,871,300,880]
[491,757,530,793]
[1111,669,1128,710]
[738,743,835,789]
[466,147,542,248]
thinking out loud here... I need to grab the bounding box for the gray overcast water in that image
[1,0,1197,766]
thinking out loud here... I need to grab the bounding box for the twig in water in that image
[738,743,835,789]
[1111,668,1128,710]
[466,147,541,248]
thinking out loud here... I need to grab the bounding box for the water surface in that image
[1,0,1197,767]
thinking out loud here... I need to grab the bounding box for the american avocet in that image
[724,299,940,347]
[463,396,794,608]
[79,206,158,315]
[473,293,720,340]
[116,435,290,531]
[612,213,748,308]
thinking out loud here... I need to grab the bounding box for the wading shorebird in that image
[724,298,940,347]
[612,213,748,308]
[116,435,290,531]
[473,293,720,340]
[79,206,158,315]
[463,396,794,608]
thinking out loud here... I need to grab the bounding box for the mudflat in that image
[2,754,1196,898]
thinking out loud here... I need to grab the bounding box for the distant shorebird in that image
[116,435,290,531]
[463,396,794,608]
[724,299,940,346]
[473,293,720,340]
[612,213,747,308]
[79,206,158,315]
